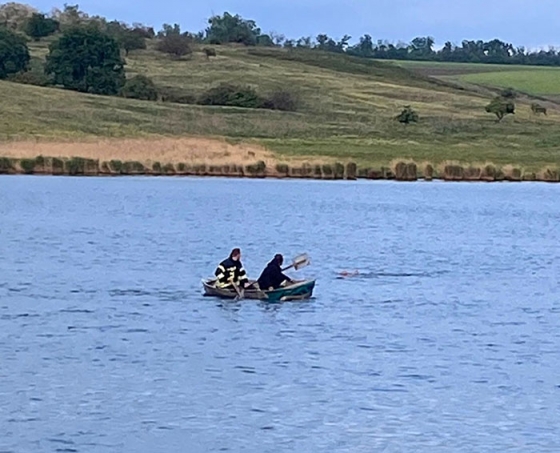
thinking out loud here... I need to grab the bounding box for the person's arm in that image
[238,263,249,287]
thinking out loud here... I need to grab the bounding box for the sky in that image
[25,0,560,49]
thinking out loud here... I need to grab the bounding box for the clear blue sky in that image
[27,0,559,49]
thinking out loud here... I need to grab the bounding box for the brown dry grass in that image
[0,136,280,167]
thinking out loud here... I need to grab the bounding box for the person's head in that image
[229,248,241,261]
[274,254,283,266]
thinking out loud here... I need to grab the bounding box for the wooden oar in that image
[232,282,244,301]
[282,253,310,272]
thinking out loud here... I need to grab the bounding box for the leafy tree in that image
[119,29,146,55]
[485,97,515,121]
[0,2,38,31]
[205,12,261,45]
[0,27,30,78]
[121,74,158,100]
[408,36,435,59]
[348,34,374,57]
[45,25,125,95]
[395,106,419,124]
[156,24,192,58]
[25,13,59,40]
[256,33,274,47]
[105,20,147,55]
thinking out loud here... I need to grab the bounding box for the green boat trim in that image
[201,278,316,302]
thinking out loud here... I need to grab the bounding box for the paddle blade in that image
[292,253,310,270]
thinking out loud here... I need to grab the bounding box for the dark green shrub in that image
[20,158,35,174]
[395,105,419,124]
[275,163,289,175]
[0,157,14,174]
[52,158,64,174]
[262,89,299,111]
[121,75,158,101]
[109,160,123,173]
[346,162,357,179]
[314,165,322,177]
[198,83,263,108]
[122,161,145,174]
[162,163,175,174]
[334,162,345,179]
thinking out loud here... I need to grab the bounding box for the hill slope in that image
[1,41,560,172]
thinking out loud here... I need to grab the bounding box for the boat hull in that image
[202,279,316,302]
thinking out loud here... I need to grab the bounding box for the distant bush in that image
[156,23,192,58]
[346,162,357,179]
[52,157,64,174]
[314,164,322,177]
[159,86,196,104]
[122,161,145,174]
[205,12,261,46]
[0,157,14,173]
[199,83,263,108]
[262,89,299,111]
[19,158,35,174]
[24,13,59,40]
[8,68,52,86]
[162,163,175,174]
[246,160,266,176]
[109,160,123,173]
[152,161,162,174]
[500,87,517,99]
[199,83,299,111]
[118,29,146,55]
[333,162,345,179]
[395,105,419,124]
[275,163,289,175]
[121,75,158,101]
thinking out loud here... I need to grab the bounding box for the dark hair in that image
[274,254,283,265]
[230,248,241,259]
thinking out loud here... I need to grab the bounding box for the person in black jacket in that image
[257,254,293,290]
[214,248,250,289]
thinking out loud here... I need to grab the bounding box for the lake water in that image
[1,176,559,452]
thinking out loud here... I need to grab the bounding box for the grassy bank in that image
[1,42,560,174]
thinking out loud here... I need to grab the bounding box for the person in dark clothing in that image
[257,254,293,290]
[214,248,250,289]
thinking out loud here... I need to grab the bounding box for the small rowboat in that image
[202,279,316,302]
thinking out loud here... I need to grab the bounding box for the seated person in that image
[214,248,250,289]
[257,254,293,290]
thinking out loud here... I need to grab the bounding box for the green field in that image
[2,40,560,172]
[394,59,560,96]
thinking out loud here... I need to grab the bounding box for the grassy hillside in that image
[1,40,560,172]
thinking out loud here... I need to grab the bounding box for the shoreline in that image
[1,155,559,183]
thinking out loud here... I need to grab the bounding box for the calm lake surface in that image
[1,176,559,452]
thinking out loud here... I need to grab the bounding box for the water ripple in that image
[1,177,559,453]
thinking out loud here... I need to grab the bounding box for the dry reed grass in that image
[0,136,278,167]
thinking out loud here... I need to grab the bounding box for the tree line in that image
[2,3,560,67]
